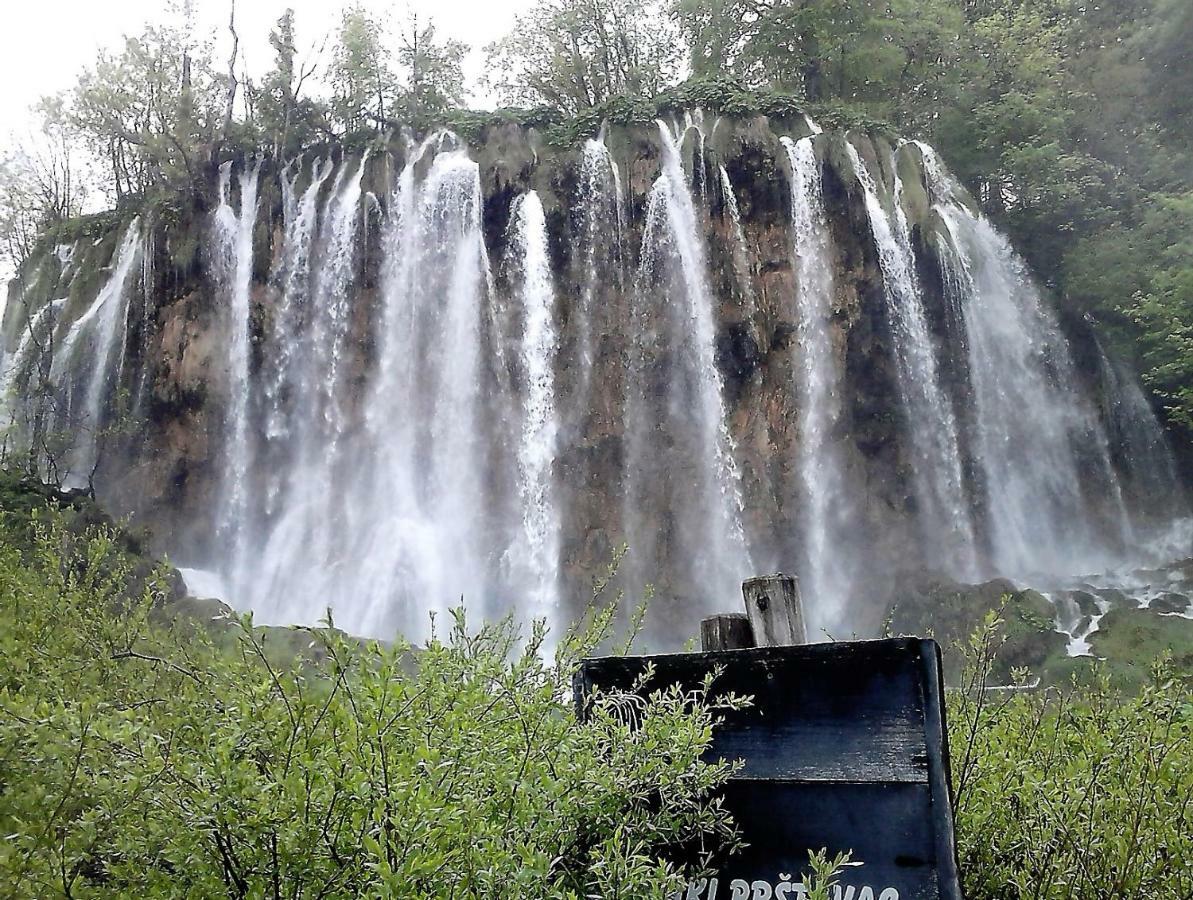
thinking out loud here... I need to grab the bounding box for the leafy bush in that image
[949,613,1193,898]
[0,514,741,898]
[5,488,1192,898]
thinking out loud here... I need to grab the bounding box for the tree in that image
[486,0,681,113]
[673,0,961,108]
[394,13,468,125]
[329,5,394,133]
[64,12,222,199]
[0,103,88,273]
[253,9,328,155]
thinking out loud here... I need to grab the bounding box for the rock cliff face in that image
[2,111,1188,646]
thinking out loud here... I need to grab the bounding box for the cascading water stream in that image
[507,190,561,619]
[718,164,756,320]
[914,141,1134,576]
[243,154,371,624]
[248,140,495,637]
[781,127,856,628]
[627,119,752,615]
[1097,342,1188,531]
[845,143,978,577]
[50,219,143,485]
[262,155,334,516]
[211,159,262,554]
[0,298,66,428]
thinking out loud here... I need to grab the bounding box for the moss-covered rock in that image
[1088,606,1193,691]
[886,573,1068,685]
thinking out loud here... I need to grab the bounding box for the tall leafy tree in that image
[395,13,469,125]
[329,5,394,133]
[65,12,222,198]
[486,0,681,113]
[253,9,328,155]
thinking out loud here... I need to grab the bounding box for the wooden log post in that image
[701,612,755,651]
[742,574,807,646]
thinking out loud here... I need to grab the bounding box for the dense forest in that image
[2,0,1191,435]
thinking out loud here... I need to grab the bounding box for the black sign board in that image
[575,638,962,900]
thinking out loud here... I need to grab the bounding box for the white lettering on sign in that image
[670,878,899,900]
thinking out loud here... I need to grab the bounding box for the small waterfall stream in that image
[508,191,561,619]
[915,142,1134,577]
[781,128,856,628]
[211,159,262,555]
[846,143,979,577]
[574,137,623,404]
[627,119,752,620]
[50,220,143,485]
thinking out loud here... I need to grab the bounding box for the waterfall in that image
[234,140,499,637]
[627,119,752,618]
[11,116,1191,647]
[132,225,156,415]
[915,141,1134,576]
[507,191,561,618]
[1095,340,1188,534]
[845,143,978,577]
[683,109,708,200]
[718,164,756,318]
[781,129,855,629]
[0,298,66,430]
[211,159,262,554]
[263,155,334,491]
[242,154,373,626]
[50,220,143,484]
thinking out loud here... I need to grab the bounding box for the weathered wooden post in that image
[742,573,806,646]
[701,573,807,651]
[699,612,754,651]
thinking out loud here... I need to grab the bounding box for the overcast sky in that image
[0,0,537,141]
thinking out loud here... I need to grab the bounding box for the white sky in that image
[0,0,537,142]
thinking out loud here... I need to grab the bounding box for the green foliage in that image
[949,613,1193,898]
[0,503,742,898]
[329,4,394,133]
[394,13,469,128]
[485,0,681,114]
[3,484,1193,897]
[250,9,331,159]
[66,10,224,199]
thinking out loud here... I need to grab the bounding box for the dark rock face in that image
[2,114,1184,646]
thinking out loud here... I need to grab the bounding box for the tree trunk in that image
[223,0,240,142]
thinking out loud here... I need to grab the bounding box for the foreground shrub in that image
[0,516,739,898]
[949,613,1193,898]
